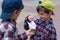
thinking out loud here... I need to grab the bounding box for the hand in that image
[28,16,34,21]
[26,29,35,36]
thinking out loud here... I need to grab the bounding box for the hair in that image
[36,6,54,15]
[19,4,24,10]
[16,4,24,11]
[5,4,24,21]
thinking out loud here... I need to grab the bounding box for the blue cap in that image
[0,0,23,20]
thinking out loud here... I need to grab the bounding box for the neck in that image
[10,17,16,22]
[46,18,51,22]
[6,19,15,22]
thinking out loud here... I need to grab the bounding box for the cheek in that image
[17,13,20,17]
[40,15,45,18]
[14,13,19,19]
[14,15,17,20]
[39,15,47,20]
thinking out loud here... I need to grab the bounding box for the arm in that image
[0,30,4,40]
[18,29,34,40]
[34,19,40,25]
[17,32,28,40]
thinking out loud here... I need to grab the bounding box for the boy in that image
[0,0,34,40]
[24,0,57,40]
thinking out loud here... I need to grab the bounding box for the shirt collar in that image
[45,18,53,25]
[37,18,53,25]
[2,19,17,26]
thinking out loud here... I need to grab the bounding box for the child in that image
[24,15,36,30]
[0,0,34,40]
[24,0,57,40]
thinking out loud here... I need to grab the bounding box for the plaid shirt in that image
[30,18,57,40]
[0,20,27,40]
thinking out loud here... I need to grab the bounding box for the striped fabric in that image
[0,20,27,40]
[30,18,57,40]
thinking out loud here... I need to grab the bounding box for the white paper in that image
[27,21,36,30]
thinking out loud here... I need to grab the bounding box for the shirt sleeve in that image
[0,23,15,40]
[34,19,42,25]
[34,19,38,25]
[0,29,4,40]
[18,32,28,40]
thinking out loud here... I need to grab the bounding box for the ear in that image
[49,11,52,16]
[13,10,18,15]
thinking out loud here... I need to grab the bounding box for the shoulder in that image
[0,22,13,32]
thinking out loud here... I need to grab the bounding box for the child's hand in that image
[28,16,34,21]
[26,29,35,36]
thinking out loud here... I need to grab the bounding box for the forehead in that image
[38,10,46,14]
[38,7,46,13]
[38,11,50,16]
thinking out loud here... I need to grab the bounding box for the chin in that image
[41,19,46,21]
[15,19,17,20]
[14,18,17,21]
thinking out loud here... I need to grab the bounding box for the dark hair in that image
[16,4,24,11]
[36,6,54,15]
[19,4,24,10]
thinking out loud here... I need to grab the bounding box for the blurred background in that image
[0,0,60,40]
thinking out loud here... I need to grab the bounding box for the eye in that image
[39,13,43,15]
[40,13,43,15]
